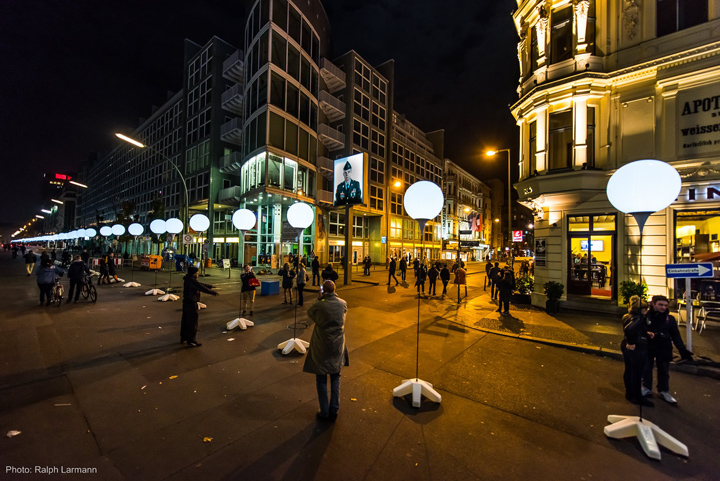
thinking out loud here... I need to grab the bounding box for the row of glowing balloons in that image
[13,210,263,244]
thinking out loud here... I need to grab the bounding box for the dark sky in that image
[0,0,519,229]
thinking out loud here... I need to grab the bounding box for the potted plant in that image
[512,275,534,304]
[543,281,564,314]
[619,280,647,305]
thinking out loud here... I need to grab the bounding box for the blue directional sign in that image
[665,263,715,279]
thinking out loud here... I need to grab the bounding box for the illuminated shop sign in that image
[678,84,720,156]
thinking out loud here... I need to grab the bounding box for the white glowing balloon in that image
[128,223,144,236]
[189,214,210,232]
[403,181,444,221]
[85,228,97,238]
[150,219,167,234]
[232,209,256,231]
[165,218,183,234]
[607,159,681,214]
[77,228,87,238]
[100,226,112,236]
[286,203,314,229]
[111,224,125,236]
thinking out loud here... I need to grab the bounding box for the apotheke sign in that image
[678,84,720,156]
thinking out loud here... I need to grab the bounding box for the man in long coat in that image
[303,280,348,422]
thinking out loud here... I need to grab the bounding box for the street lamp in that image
[604,158,686,460]
[115,132,189,247]
[278,203,314,355]
[226,208,257,331]
[393,180,444,408]
[486,149,512,262]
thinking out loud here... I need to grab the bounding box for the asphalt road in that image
[1,252,719,480]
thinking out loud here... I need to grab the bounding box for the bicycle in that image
[81,274,98,303]
[50,277,64,307]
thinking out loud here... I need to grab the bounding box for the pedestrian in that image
[297,262,309,306]
[51,248,57,261]
[40,250,49,265]
[240,265,258,316]
[399,256,407,282]
[303,280,349,422]
[621,296,654,407]
[427,264,439,296]
[24,249,37,276]
[387,257,399,285]
[36,259,65,306]
[81,248,90,265]
[413,257,419,277]
[20,244,26,256]
[11,245,18,258]
[415,263,427,296]
[67,255,90,303]
[180,266,219,347]
[440,264,450,296]
[321,263,339,283]
[312,256,321,286]
[279,262,296,304]
[520,261,530,276]
[454,264,467,297]
[484,259,493,290]
[98,254,110,285]
[107,253,121,282]
[643,295,693,404]
[489,262,501,299]
[497,270,515,315]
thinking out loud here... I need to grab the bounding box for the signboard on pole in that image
[665,263,714,278]
[512,230,523,242]
[183,234,194,245]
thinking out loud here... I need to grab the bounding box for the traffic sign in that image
[183,234,194,245]
[665,263,714,278]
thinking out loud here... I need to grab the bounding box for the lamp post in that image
[125,222,144,286]
[385,178,403,265]
[226,208,257,331]
[277,203,314,355]
[392,181,444,408]
[115,133,189,251]
[147,219,167,296]
[604,159,686,460]
[189,214,210,276]
[486,149,513,262]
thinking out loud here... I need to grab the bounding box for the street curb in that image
[456,324,720,379]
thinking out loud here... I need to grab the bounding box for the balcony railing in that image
[316,155,334,180]
[221,84,244,116]
[317,123,345,152]
[223,50,245,84]
[219,151,244,174]
[217,186,242,205]
[319,58,346,93]
[317,189,333,205]
[318,90,346,123]
[220,118,243,147]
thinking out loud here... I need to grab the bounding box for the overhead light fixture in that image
[36,215,44,219]
[69,180,88,188]
[41,209,51,214]
[115,133,145,148]
[51,199,63,204]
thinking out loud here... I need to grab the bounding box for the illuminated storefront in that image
[511,0,720,309]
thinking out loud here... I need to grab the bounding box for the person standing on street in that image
[279,262,296,304]
[107,253,120,283]
[415,263,427,296]
[11,245,18,258]
[297,262,309,306]
[321,263,339,283]
[427,264,439,296]
[484,259,493,290]
[412,257,419,278]
[81,248,90,265]
[180,266,219,347]
[67,255,90,303]
[621,296,654,407]
[497,270,515,315]
[454,264,467,298]
[312,256,321,286]
[387,256,399,286]
[643,295,693,404]
[24,250,37,275]
[36,259,65,306]
[489,262,501,300]
[240,265,257,316]
[303,280,349,422]
[20,244,26,256]
[399,256,407,282]
[440,264,450,297]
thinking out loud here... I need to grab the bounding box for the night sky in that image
[0,0,519,230]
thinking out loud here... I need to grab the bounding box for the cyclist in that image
[67,255,90,304]
[36,259,65,306]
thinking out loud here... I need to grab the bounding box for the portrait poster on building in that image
[535,237,547,267]
[333,153,366,207]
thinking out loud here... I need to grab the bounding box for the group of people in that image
[486,260,516,315]
[621,295,693,406]
[26,248,93,305]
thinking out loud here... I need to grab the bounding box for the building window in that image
[587,106,595,169]
[529,120,537,174]
[354,60,370,92]
[585,0,596,55]
[390,216,402,239]
[530,24,539,70]
[271,31,286,69]
[371,130,386,157]
[551,7,573,64]
[369,185,384,210]
[548,110,573,170]
[370,157,385,184]
[391,192,403,215]
[352,119,369,150]
[371,102,386,130]
[329,212,345,236]
[354,89,370,122]
[353,216,369,238]
[657,0,708,37]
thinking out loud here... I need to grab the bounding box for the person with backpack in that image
[240,265,258,316]
[279,262,296,304]
[454,264,467,298]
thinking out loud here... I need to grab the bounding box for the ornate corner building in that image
[511,0,720,309]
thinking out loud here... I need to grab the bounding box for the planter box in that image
[546,299,560,314]
[512,293,532,304]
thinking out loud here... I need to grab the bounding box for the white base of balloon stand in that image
[393,378,442,408]
[604,415,689,460]
[277,338,309,355]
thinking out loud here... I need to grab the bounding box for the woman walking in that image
[279,262,296,304]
